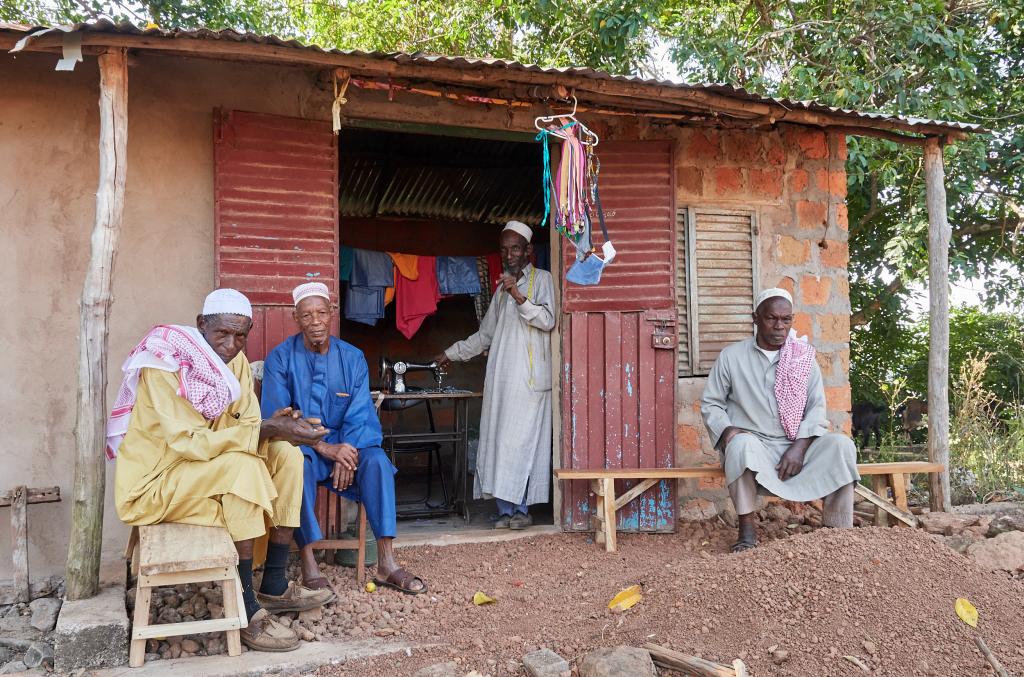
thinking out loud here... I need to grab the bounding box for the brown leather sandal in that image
[373,567,427,595]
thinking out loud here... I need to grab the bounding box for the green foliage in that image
[852,306,1024,406]
[948,353,1024,502]
[661,0,1024,329]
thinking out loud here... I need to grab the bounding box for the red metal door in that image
[213,110,340,361]
[561,140,677,532]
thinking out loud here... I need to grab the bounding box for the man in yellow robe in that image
[112,289,334,652]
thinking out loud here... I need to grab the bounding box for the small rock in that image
[679,498,719,522]
[300,629,315,642]
[968,531,1024,572]
[944,533,980,554]
[765,503,793,523]
[180,639,200,653]
[771,649,790,665]
[987,513,1024,537]
[298,607,323,624]
[917,512,980,535]
[162,594,182,608]
[579,646,656,677]
[523,648,571,677]
[413,662,460,677]
[28,597,62,633]
[144,652,161,663]
[862,641,876,655]
[24,641,54,670]
[0,661,28,674]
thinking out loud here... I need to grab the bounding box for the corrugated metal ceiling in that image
[3,20,982,135]
[339,129,544,225]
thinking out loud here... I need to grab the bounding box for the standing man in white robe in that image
[700,288,860,552]
[436,221,556,530]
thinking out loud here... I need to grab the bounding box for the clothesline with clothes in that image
[340,246,550,339]
[534,96,615,286]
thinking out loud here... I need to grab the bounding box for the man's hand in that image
[315,441,359,471]
[261,408,329,446]
[434,352,451,369]
[718,426,744,450]
[500,274,526,304]
[331,461,354,491]
[776,439,812,481]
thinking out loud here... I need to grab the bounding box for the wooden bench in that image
[125,524,246,667]
[554,461,944,552]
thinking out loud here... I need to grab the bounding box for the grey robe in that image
[445,264,556,505]
[700,337,859,501]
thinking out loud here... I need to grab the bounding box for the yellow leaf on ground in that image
[473,591,496,605]
[608,584,642,611]
[955,597,978,627]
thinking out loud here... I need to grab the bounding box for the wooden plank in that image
[923,136,951,513]
[891,473,910,514]
[871,476,890,527]
[555,462,943,481]
[133,617,243,640]
[138,524,238,576]
[854,484,917,527]
[645,643,738,676]
[129,585,152,667]
[856,462,944,475]
[601,478,617,553]
[556,467,724,480]
[0,486,60,507]
[67,47,129,602]
[140,567,235,588]
[10,486,28,604]
[220,575,243,657]
[614,478,660,511]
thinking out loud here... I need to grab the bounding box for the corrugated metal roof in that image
[3,20,982,135]
[340,129,543,225]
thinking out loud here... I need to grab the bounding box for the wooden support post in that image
[923,136,952,513]
[66,48,129,601]
[871,476,889,527]
[601,478,617,553]
[10,487,28,604]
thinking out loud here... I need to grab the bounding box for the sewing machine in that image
[379,357,445,394]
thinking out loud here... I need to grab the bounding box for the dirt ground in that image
[307,519,1024,676]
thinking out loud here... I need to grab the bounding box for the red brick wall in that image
[658,124,851,504]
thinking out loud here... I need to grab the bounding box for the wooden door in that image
[560,140,677,532]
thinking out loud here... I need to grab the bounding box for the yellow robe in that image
[114,352,302,542]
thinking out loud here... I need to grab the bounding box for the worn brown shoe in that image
[257,581,335,614]
[240,608,300,652]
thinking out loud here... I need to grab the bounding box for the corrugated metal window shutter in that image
[214,110,339,306]
[561,141,675,312]
[677,207,757,375]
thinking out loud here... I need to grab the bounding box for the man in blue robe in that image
[261,282,426,594]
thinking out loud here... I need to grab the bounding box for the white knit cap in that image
[503,220,533,242]
[202,288,252,318]
[755,287,793,310]
[292,281,330,307]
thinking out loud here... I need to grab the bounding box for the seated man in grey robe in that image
[700,288,860,552]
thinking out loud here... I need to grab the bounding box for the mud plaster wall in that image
[0,52,329,579]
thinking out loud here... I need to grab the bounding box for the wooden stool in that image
[305,496,369,588]
[125,523,246,667]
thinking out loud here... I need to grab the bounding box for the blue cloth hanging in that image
[436,256,481,295]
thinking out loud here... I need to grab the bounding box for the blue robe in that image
[261,334,396,546]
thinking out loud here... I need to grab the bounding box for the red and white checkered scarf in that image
[774,330,817,441]
[106,325,241,459]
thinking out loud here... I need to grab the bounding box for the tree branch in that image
[852,277,904,328]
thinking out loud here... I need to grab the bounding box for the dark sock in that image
[238,559,261,618]
[259,542,290,596]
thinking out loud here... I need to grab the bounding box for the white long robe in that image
[700,337,860,501]
[445,264,556,505]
